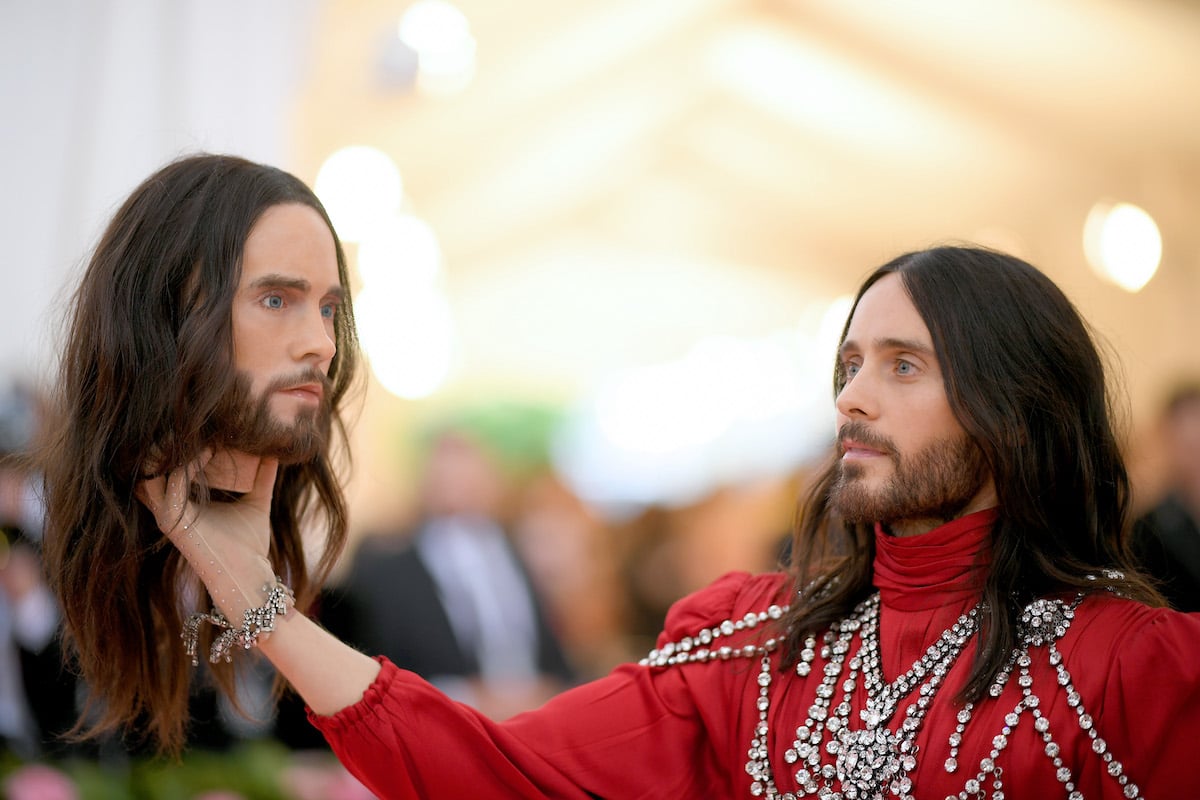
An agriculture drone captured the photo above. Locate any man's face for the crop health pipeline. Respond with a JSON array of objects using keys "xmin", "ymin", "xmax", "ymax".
[
  {"xmin": 829, "ymin": 273, "xmax": 996, "ymax": 535},
  {"xmin": 221, "ymin": 203, "xmax": 343, "ymax": 463}
]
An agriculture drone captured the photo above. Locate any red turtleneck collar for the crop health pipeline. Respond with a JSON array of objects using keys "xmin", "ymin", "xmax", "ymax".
[{"xmin": 872, "ymin": 508, "xmax": 998, "ymax": 612}]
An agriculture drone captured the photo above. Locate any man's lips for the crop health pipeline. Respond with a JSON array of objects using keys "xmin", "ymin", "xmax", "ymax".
[
  {"xmin": 840, "ymin": 438, "xmax": 887, "ymax": 458},
  {"xmin": 276, "ymin": 383, "xmax": 324, "ymax": 403}
]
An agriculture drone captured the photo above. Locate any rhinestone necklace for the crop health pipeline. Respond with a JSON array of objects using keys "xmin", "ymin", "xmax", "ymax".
[
  {"xmin": 645, "ymin": 586, "xmax": 1143, "ymax": 800},
  {"xmin": 748, "ymin": 593, "xmax": 980, "ymax": 800}
]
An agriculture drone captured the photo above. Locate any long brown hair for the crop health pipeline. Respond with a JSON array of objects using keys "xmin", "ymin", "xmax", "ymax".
[
  {"xmin": 783, "ymin": 246, "xmax": 1162, "ymax": 703},
  {"xmin": 39, "ymin": 153, "xmax": 360, "ymax": 755}
]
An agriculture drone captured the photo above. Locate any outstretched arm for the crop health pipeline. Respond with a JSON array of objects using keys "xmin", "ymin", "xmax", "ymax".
[
  {"xmin": 258, "ymin": 608, "xmax": 379, "ymax": 715},
  {"xmin": 138, "ymin": 452, "xmax": 379, "ymax": 715}
]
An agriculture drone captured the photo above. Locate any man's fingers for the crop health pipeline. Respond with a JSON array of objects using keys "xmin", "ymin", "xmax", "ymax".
[{"xmin": 135, "ymin": 474, "xmax": 165, "ymax": 514}]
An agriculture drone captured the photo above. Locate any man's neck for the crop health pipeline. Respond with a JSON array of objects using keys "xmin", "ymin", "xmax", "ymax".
[{"xmin": 884, "ymin": 517, "xmax": 946, "ymax": 538}]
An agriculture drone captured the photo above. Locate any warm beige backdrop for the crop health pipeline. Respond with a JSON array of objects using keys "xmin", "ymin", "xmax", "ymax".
[{"xmin": 285, "ymin": 0, "xmax": 1200, "ymax": 541}]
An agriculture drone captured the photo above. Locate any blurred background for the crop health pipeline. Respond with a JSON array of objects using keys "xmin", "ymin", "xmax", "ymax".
[{"xmin": 2, "ymin": 0, "xmax": 1199, "ymax": 794}]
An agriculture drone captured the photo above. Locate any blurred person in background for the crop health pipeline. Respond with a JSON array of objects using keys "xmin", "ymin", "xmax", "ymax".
[
  {"xmin": 329, "ymin": 427, "xmax": 575, "ymax": 718},
  {"xmin": 0, "ymin": 386, "xmax": 77, "ymax": 760},
  {"xmin": 1133, "ymin": 382, "xmax": 1200, "ymax": 612}
]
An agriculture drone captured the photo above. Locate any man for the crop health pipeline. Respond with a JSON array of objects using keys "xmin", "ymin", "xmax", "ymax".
[
  {"xmin": 331, "ymin": 428, "xmax": 575, "ymax": 717},
  {"xmin": 1133, "ymin": 383, "xmax": 1200, "ymax": 612},
  {"xmin": 40, "ymin": 153, "xmax": 359, "ymax": 755},
  {"xmin": 66, "ymin": 171, "xmax": 1199, "ymax": 795}
]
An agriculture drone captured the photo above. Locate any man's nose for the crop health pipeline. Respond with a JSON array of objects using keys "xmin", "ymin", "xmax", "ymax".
[
  {"xmin": 296, "ymin": 309, "xmax": 336, "ymax": 366},
  {"xmin": 835, "ymin": 369, "xmax": 878, "ymax": 420}
]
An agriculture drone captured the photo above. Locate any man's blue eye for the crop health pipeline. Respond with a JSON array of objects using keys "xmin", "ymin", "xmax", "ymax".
[
  {"xmin": 844, "ymin": 363, "xmax": 860, "ymax": 378},
  {"xmin": 321, "ymin": 303, "xmax": 337, "ymax": 319},
  {"xmin": 264, "ymin": 295, "xmax": 284, "ymax": 309}
]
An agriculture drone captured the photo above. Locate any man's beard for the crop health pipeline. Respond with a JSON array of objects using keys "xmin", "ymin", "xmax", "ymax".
[
  {"xmin": 829, "ymin": 421, "xmax": 991, "ymax": 526},
  {"xmin": 209, "ymin": 369, "xmax": 333, "ymax": 465}
]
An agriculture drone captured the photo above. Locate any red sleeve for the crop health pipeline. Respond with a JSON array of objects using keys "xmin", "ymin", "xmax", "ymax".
[
  {"xmin": 308, "ymin": 571, "xmax": 781, "ymax": 799},
  {"xmin": 1087, "ymin": 607, "xmax": 1200, "ymax": 798}
]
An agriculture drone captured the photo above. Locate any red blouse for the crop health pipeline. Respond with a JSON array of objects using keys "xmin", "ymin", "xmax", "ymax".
[{"xmin": 311, "ymin": 510, "xmax": 1200, "ymax": 799}]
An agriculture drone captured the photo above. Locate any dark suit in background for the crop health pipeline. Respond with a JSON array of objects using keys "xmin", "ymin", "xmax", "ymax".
[{"xmin": 329, "ymin": 518, "xmax": 575, "ymax": 702}]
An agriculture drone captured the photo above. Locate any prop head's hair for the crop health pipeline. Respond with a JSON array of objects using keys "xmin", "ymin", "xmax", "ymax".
[{"xmin": 40, "ymin": 153, "xmax": 360, "ymax": 754}]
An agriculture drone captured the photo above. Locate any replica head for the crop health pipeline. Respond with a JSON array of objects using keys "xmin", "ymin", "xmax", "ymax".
[
  {"xmin": 785, "ymin": 246, "xmax": 1160, "ymax": 698},
  {"xmin": 40, "ymin": 153, "xmax": 359, "ymax": 753},
  {"xmin": 64, "ymin": 154, "xmax": 355, "ymax": 481}
]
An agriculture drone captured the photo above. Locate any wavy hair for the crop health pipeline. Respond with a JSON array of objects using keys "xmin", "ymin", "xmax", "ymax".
[
  {"xmin": 40, "ymin": 153, "xmax": 360, "ymax": 755},
  {"xmin": 782, "ymin": 246, "xmax": 1162, "ymax": 702}
]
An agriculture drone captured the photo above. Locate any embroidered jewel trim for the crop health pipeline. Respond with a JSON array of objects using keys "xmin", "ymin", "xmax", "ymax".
[{"xmin": 644, "ymin": 592, "xmax": 1141, "ymax": 800}]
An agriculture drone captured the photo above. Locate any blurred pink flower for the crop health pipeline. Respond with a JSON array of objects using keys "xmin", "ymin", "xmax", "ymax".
[
  {"xmin": 3, "ymin": 764, "xmax": 79, "ymax": 800},
  {"xmin": 281, "ymin": 757, "xmax": 376, "ymax": 800}
]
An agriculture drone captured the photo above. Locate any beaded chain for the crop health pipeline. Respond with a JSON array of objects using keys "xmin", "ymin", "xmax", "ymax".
[{"xmin": 642, "ymin": 592, "xmax": 1142, "ymax": 800}]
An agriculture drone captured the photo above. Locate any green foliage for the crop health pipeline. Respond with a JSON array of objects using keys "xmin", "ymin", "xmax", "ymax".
[{"xmin": 1, "ymin": 741, "xmax": 318, "ymax": 800}]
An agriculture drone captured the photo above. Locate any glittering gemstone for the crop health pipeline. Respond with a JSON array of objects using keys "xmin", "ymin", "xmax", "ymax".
[
  {"xmin": 1046, "ymin": 742, "xmax": 1060, "ymax": 757},
  {"xmin": 1124, "ymin": 784, "xmax": 1139, "ymax": 798},
  {"xmin": 1108, "ymin": 761, "xmax": 1123, "ymax": 777},
  {"xmin": 1093, "ymin": 738, "xmax": 1107, "ymax": 754},
  {"xmin": 1005, "ymin": 712, "xmax": 1019, "ymax": 726},
  {"xmin": 1035, "ymin": 717, "xmax": 1050, "ymax": 732},
  {"xmin": 944, "ymin": 757, "xmax": 958, "ymax": 772},
  {"xmin": 1057, "ymin": 767, "xmax": 1072, "ymax": 782}
]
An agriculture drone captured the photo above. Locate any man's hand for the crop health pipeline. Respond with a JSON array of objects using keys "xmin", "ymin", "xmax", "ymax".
[{"xmin": 136, "ymin": 450, "xmax": 280, "ymax": 624}]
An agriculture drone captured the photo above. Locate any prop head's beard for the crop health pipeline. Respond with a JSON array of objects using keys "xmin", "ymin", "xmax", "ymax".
[
  {"xmin": 209, "ymin": 369, "xmax": 333, "ymax": 465},
  {"xmin": 830, "ymin": 421, "xmax": 990, "ymax": 527}
]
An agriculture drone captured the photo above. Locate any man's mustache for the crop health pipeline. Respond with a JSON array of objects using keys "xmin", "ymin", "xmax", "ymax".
[
  {"xmin": 262, "ymin": 369, "xmax": 333, "ymax": 398},
  {"xmin": 837, "ymin": 421, "xmax": 896, "ymax": 456}
]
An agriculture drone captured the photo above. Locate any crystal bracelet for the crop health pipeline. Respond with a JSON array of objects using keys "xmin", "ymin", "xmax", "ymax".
[{"xmin": 182, "ymin": 577, "xmax": 294, "ymax": 665}]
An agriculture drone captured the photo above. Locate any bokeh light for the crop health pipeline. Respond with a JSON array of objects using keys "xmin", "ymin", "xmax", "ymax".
[
  {"xmin": 314, "ymin": 146, "xmax": 404, "ymax": 243},
  {"xmin": 1083, "ymin": 201, "xmax": 1162, "ymax": 293},
  {"xmin": 357, "ymin": 213, "xmax": 443, "ymax": 291},
  {"xmin": 399, "ymin": 0, "xmax": 477, "ymax": 95},
  {"xmin": 354, "ymin": 285, "xmax": 454, "ymax": 399}
]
